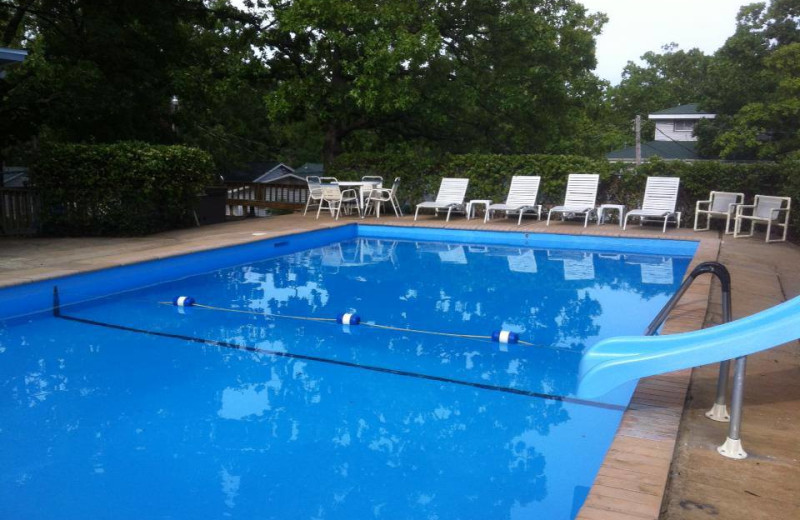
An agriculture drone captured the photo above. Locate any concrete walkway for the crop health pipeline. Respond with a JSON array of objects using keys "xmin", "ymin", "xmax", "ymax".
[{"xmin": 661, "ymin": 238, "xmax": 800, "ymax": 520}]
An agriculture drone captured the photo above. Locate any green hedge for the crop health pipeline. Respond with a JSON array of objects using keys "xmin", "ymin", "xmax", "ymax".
[
  {"xmin": 330, "ymin": 152, "xmax": 799, "ymax": 238},
  {"xmin": 34, "ymin": 142, "xmax": 216, "ymax": 236},
  {"xmin": 330, "ymin": 152, "xmax": 614, "ymax": 208}
]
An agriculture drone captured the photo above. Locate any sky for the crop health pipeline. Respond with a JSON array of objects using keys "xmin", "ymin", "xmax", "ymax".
[{"xmin": 579, "ymin": 0, "xmax": 746, "ymax": 85}]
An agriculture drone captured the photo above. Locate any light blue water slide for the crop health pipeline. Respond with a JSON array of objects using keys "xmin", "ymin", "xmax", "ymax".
[{"xmin": 577, "ymin": 295, "xmax": 800, "ymax": 398}]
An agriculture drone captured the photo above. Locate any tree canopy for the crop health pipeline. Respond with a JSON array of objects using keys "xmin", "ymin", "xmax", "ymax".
[
  {"xmin": 2, "ymin": 0, "xmax": 799, "ymax": 167},
  {"xmin": 2, "ymin": 0, "xmax": 613, "ymax": 168}
]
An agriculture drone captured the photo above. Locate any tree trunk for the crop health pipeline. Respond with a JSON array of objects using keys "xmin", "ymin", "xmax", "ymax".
[{"xmin": 322, "ymin": 124, "xmax": 344, "ymax": 165}]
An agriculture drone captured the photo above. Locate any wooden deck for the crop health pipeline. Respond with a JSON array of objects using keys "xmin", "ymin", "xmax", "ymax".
[{"xmin": 1, "ymin": 211, "xmax": 798, "ymax": 519}]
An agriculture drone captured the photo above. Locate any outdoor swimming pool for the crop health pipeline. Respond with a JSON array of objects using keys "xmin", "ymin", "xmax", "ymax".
[{"xmin": 0, "ymin": 225, "xmax": 696, "ymax": 519}]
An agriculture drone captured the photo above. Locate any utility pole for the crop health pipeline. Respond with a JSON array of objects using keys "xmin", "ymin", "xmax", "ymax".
[{"xmin": 635, "ymin": 115, "xmax": 642, "ymax": 165}]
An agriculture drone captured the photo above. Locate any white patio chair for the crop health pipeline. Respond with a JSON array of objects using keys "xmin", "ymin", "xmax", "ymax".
[
  {"xmin": 360, "ymin": 175, "xmax": 383, "ymax": 202},
  {"xmin": 733, "ymin": 195, "xmax": 791, "ymax": 243},
  {"xmin": 315, "ymin": 184, "xmax": 362, "ymax": 220},
  {"xmin": 303, "ymin": 176, "xmax": 323, "ymax": 216},
  {"xmin": 484, "ymin": 176, "xmax": 542, "ymax": 225},
  {"xmin": 414, "ymin": 178, "xmax": 469, "ymax": 222},
  {"xmin": 694, "ymin": 191, "xmax": 745, "ymax": 234},
  {"xmin": 546, "ymin": 174, "xmax": 600, "ymax": 227},
  {"xmin": 623, "ymin": 177, "xmax": 681, "ymax": 233},
  {"xmin": 365, "ymin": 177, "xmax": 402, "ymax": 218}
]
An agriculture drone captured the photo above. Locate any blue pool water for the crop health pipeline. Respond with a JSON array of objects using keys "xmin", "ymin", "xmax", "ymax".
[{"xmin": 0, "ymin": 226, "xmax": 694, "ymax": 519}]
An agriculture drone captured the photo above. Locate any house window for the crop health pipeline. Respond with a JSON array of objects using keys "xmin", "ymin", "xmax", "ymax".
[{"xmin": 674, "ymin": 120, "xmax": 695, "ymax": 132}]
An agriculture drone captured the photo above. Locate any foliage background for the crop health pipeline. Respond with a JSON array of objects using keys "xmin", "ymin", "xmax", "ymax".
[
  {"xmin": 332, "ymin": 152, "xmax": 799, "ymax": 238},
  {"xmin": 33, "ymin": 142, "xmax": 215, "ymax": 235}
]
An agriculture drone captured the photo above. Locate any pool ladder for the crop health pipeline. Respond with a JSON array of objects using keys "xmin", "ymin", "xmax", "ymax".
[{"xmin": 645, "ymin": 261, "xmax": 748, "ymax": 459}]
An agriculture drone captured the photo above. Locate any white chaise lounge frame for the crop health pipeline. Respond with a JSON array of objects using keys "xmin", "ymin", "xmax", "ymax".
[
  {"xmin": 623, "ymin": 176, "xmax": 681, "ymax": 233},
  {"xmin": 694, "ymin": 191, "xmax": 744, "ymax": 234},
  {"xmin": 733, "ymin": 194, "xmax": 791, "ymax": 243},
  {"xmin": 484, "ymin": 175, "xmax": 542, "ymax": 225},
  {"xmin": 546, "ymin": 174, "xmax": 599, "ymax": 228},
  {"xmin": 414, "ymin": 178, "xmax": 469, "ymax": 222}
]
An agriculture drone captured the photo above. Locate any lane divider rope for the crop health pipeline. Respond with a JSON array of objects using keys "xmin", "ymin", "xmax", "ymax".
[{"xmin": 158, "ymin": 300, "xmax": 538, "ymax": 347}]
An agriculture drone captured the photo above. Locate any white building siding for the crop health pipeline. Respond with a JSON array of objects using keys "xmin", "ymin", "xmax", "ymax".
[{"xmin": 654, "ymin": 120, "xmax": 697, "ymax": 142}]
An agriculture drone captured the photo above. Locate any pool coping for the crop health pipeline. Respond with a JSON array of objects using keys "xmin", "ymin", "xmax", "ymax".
[{"xmin": 0, "ymin": 215, "xmax": 720, "ymax": 519}]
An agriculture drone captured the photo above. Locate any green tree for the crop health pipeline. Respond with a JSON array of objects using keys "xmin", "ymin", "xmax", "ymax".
[
  {"xmin": 256, "ymin": 0, "xmax": 609, "ymax": 162},
  {"xmin": 699, "ymin": 0, "xmax": 800, "ymax": 159},
  {"xmin": 1, "ymin": 0, "xmax": 275, "ymax": 170},
  {"xmin": 606, "ymin": 44, "xmax": 710, "ymax": 142}
]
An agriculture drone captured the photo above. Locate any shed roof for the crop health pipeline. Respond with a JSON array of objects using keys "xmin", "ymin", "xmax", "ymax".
[
  {"xmin": 606, "ymin": 141, "xmax": 699, "ymax": 161},
  {"xmin": 224, "ymin": 162, "xmax": 293, "ymax": 182},
  {"xmin": 650, "ymin": 103, "xmax": 713, "ymax": 116}
]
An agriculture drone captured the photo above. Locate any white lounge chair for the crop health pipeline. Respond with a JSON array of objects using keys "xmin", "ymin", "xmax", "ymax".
[
  {"xmin": 484, "ymin": 176, "xmax": 542, "ymax": 225},
  {"xmin": 365, "ymin": 177, "xmax": 402, "ymax": 218},
  {"xmin": 414, "ymin": 178, "xmax": 469, "ymax": 222},
  {"xmin": 733, "ymin": 195, "xmax": 791, "ymax": 243},
  {"xmin": 546, "ymin": 174, "xmax": 599, "ymax": 227},
  {"xmin": 694, "ymin": 191, "xmax": 745, "ymax": 234},
  {"xmin": 623, "ymin": 177, "xmax": 681, "ymax": 233},
  {"xmin": 315, "ymin": 184, "xmax": 362, "ymax": 220}
]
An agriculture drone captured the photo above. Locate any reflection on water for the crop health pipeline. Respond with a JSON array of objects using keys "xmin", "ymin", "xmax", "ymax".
[{"xmin": 0, "ymin": 238, "xmax": 691, "ymax": 519}]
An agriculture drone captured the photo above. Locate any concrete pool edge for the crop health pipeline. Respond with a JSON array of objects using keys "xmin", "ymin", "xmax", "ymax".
[
  {"xmin": 576, "ymin": 236, "xmax": 719, "ymax": 520},
  {"xmin": 0, "ymin": 215, "xmax": 719, "ymax": 518}
]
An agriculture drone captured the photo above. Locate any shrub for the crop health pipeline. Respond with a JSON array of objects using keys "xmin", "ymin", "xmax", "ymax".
[
  {"xmin": 331, "ymin": 152, "xmax": 799, "ymax": 239},
  {"xmin": 33, "ymin": 142, "xmax": 216, "ymax": 236},
  {"xmin": 330, "ymin": 152, "xmax": 613, "ymax": 209}
]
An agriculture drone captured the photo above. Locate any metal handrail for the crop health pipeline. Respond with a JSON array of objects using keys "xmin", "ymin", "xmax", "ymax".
[{"xmin": 645, "ymin": 261, "xmax": 748, "ymax": 459}]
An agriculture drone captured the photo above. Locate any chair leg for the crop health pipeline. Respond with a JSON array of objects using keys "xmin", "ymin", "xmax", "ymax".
[
  {"xmin": 623, "ymin": 213, "xmax": 630, "ymax": 231},
  {"xmin": 303, "ymin": 197, "xmax": 312, "ymax": 216},
  {"xmin": 546, "ymin": 210, "xmax": 553, "ymax": 226},
  {"xmin": 414, "ymin": 206, "xmax": 420, "ymax": 221},
  {"xmin": 316, "ymin": 200, "xmax": 325, "ymax": 220},
  {"xmin": 445, "ymin": 207, "xmax": 452, "ymax": 222},
  {"xmin": 517, "ymin": 209, "xmax": 524, "ymax": 226},
  {"xmin": 662, "ymin": 216, "xmax": 668, "ymax": 233}
]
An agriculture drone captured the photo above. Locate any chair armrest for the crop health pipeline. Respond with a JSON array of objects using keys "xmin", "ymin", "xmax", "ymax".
[
  {"xmin": 770, "ymin": 207, "xmax": 790, "ymax": 221},
  {"xmin": 340, "ymin": 188, "xmax": 359, "ymax": 199},
  {"xmin": 695, "ymin": 199, "xmax": 711, "ymax": 211},
  {"xmin": 735, "ymin": 204, "xmax": 755, "ymax": 217}
]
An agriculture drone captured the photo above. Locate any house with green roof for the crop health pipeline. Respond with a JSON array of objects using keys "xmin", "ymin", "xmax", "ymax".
[{"xmin": 607, "ymin": 104, "xmax": 716, "ymax": 162}]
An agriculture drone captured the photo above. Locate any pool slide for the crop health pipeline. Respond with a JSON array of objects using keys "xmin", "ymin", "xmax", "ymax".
[{"xmin": 577, "ymin": 295, "xmax": 800, "ymax": 398}]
